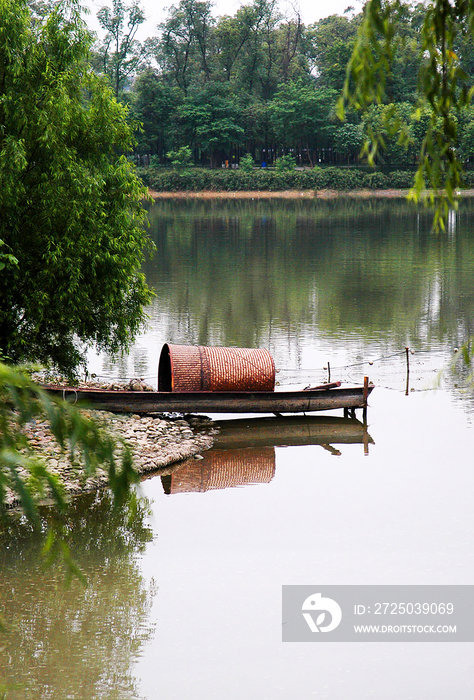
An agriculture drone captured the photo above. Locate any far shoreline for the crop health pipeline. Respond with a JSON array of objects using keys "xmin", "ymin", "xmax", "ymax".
[
  {"xmin": 148, "ymin": 188, "xmax": 408, "ymax": 200},
  {"xmin": 148, "ymin": 188, "xmax": 474, "ymax": 200}
]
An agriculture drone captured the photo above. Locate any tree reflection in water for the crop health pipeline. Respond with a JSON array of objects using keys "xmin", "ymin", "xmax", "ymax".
[
  {"xmin": 143, "ymin": 197, "xmax": 474, "ymax": 352},
  {"xmin": 0, "ymin": 490, "xmax": 155, "ymax": 700}
]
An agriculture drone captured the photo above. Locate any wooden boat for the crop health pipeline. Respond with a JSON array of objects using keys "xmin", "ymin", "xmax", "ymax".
[{"xmin": 42, "ymin": 381, "xmax": 374, "ymax": 416}]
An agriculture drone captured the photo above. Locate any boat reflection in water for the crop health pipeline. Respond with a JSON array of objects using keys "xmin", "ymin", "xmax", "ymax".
[
  {"xmin": 157, "ymin": 416, "xmax": 374, "ymax": 495},
  {"xmin": 161, "ymin": 447, "xmax": 276, "ymax": 494}
]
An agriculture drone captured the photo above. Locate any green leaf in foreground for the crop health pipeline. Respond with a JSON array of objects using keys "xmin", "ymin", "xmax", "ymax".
[
  {"xmin": 0, "ymin": 362, "xmax": 140, "ymax": 581},
  {"xmin": 338, "ymin": 0, "xmax": 474, "ymax": 229}
]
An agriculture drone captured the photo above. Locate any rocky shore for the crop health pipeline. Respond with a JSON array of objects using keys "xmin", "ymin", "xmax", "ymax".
[
  {"xmin": 148, "ymin": 187, "xmax": 474, "ymax": 200},
  {"xmin": 7, "ymin": 407, "xmax": 216, "ymax": 508}
]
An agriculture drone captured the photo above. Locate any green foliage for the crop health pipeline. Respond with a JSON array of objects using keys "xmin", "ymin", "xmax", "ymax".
[
  {"xmin": 275, "ymin": 154, "xmax": 297, "ymax": 171},
  {"xmin": 269, "ymin": 80, "xmax": 338, "ymax": 165},
  {"xmin": 457, "ymin": 106, "xmax": 474, "ymax": 164},
  {"xmin": 312, "ymin": 166, "xmax": 365, "ymax": 189},
  {"xmin": 129, "ymin": 69, "xmax": 181, "ymax": 160},
  {"xmin": 166, "ymin": 145, "xmax": 193, "ymax": 171},
  {"xmin": 362, "ymin": 171, "xmax": 389, "ymax": 188},
  {"xmin": 94, "ymin": 0, "xmax": 147, "ymax": 98},
  {"xmin": 360, "ymin": 102, "xmax": 419, "ymax": 165},
  {"xmin": 306, "ymin": 13, "xmax": 361, "ymax": 91},
  {"xmin": 0, "ymin": 0, "xmax": 154, "ymax": 376},
  {"xmin": 80, "ymin": 0, "xmax": 474, "ymax": 185},
  {"xmin": 134, "ymin": 0, "xmax": 347, "ymax": 165},
  {"xmin": 388, "ymin": 169, "xmax": 416, "ymax": 188},
  {"xmin": 0, "ymin": 240, "xmax": 18, "ymax": 274},
  {"xmin": 239, "ymin": 153, "xmax": 255, "ymax": 172},
  {"xmin": 0, "ymin": 362, "xmax": 139, "ymax": 579},
  {"xmin": 141, "ymin": 165, "xmax": 427, "ymax": 191},
  {"xmin": 332, "ymin": 120, "xmax": 364, "ymax": 158},
  {"xmin": 338, "ymin": 0, "xmax": 474, "ymax": 228},
  {"xmin": 176, "ymin": 83, "xmax": 246, "ymax": 165},
  {"xmin": 462, "ymin": 170, "xmax": 474, "ymax": 187},
  {"xmin": 155, "ymin": 0, "xmax": 215, "ymax": 93}
]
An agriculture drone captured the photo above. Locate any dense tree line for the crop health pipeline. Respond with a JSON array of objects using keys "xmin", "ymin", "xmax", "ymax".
[{"xmin": 89, "ymin": 0, "xmax": 474, "ymax": 171}]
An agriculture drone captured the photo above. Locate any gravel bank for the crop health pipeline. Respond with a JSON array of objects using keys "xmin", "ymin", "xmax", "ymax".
[
  {"xmin": 148, "ymin": 188, "xmax": 474, "ymax": 200},
  {"xmin": 7, "ymin": 410, "xmax": 216, "ymax": 508}
]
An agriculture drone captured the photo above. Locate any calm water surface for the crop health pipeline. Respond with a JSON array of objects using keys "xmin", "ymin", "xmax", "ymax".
[{"xmin": 2, "ymin": 198, "xmax": 474, "ymax": 699}]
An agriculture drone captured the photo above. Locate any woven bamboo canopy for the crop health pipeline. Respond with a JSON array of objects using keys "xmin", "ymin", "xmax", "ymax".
[{"xmin": 158, "ymin": 343, "xmax": 276, "ymax": 392}]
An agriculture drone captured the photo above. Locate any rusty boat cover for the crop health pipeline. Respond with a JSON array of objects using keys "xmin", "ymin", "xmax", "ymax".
[{"xmin": 158, "ymin": 343, "xmax": 275, "ymax": 392}]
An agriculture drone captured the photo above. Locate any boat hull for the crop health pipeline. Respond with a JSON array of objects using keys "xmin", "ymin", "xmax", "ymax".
[{"xmin": 43, "ymin": 385, "xmax": 374, "ymax": 415}]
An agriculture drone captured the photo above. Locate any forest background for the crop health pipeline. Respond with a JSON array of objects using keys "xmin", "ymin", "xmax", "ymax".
[{"xmin": 79, "ymin": 0, "xmax": 474, "ymax": 182}]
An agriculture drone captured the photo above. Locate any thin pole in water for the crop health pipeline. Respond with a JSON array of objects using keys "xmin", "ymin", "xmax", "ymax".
[
  {"xmin": 405, "ymin": 347, "xmax": 410, "ymax": 395},
  {"xmin": 363, "ymin": 376, "xmax": 369, "ymax": 424}
]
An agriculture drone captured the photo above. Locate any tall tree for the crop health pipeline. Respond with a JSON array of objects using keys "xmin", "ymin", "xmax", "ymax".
[
  {"xmin": 95, "ymin": 0, "xmax": 146, "ymax": 97},
  {"xmin": 0, "ymin": 0, "xmax": 153, "ymax": 375},
  {"xmin": 307, "ymin": 12, "xmax": 361, "ymax": 91},
  {"xmin": 176, "ymin": 84, "xmax": 245, "ymax": 165},
  {"xmin": 156, "ymin": 0, "xmax": 215, "ymax": 94},
  {"xmin": 231, "ymin": 0, "xmax": 281, "ymax": 98},
  {"xmin": 269, "ymin": 80, "xmax": 338, "ymax": 165},
  {"xmin": 130, "ymin": 69, "xmax": 182, "ymax": 161},
  {"xmin": 276, "ymin": 15, "xmax": 304, "ymax": 83},
  {"xmin": 213, "ymin": 7, "xmax": 256, "ymax": 82}
]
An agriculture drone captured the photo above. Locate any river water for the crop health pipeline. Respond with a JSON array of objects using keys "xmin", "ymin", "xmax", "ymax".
[{"xmin": 2, "ymin": 198, "xmax": 474, "ymax": 699}]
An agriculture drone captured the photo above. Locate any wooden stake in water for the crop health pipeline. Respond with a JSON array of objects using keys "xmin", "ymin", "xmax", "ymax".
[
  {"xmin": 363, "ymin": 376, "xmax": 369, "ymax": 424},
  {"xmin": 405, "ymin": 347, "xmax": 410, "ymax": 395}
]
